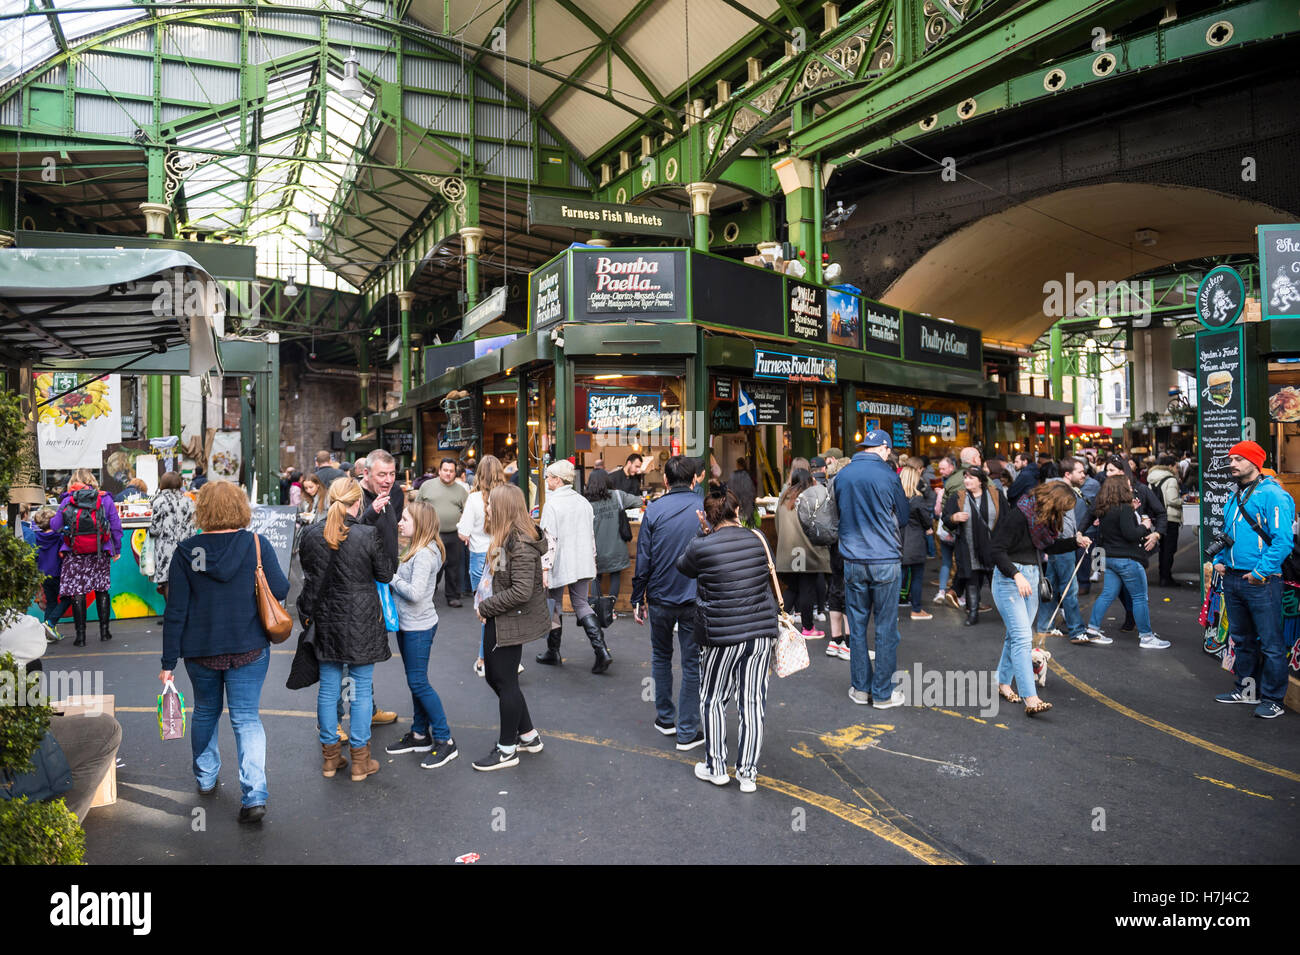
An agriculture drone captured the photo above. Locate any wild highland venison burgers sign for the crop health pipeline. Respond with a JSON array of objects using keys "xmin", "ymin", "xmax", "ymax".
[
  {"xmin": 583, "ymin": 250, "xmax": 679, "ymax": 314},
  {"xmin": 753, "ymin": 349, "xmax": 837, "ymax": 384},
  {"xmin": 1195, "ymin": 266, "xmax": 1245, "ymax": 329},
  {"xmin": 903, "ymin": 314, "xmax": 981, "ymax": 371},
  {"xmin": 787, "ymin": 280, "xmax": 826, "ymax": 342},
  {"xmin": 1258, "ymin": 224, "xmax": 1300, "ymax": 319}
]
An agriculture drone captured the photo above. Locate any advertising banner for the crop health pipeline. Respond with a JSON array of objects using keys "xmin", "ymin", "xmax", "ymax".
[
  {"xmin": 36, "ymin": 373, "xmax": 123, "ymax": 470},
  {"xmin": 1196, "ymin": 327, "xmax": 1245, "ymax": 560}
]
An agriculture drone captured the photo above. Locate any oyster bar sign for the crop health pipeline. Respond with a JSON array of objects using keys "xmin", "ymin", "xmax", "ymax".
[{"xmin": 753, "ymin": 349, "xmax": 837, "ymax": 384}]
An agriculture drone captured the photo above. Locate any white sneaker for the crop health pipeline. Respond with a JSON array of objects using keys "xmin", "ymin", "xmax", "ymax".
[
  {"xmin": 693, "ymin": 761, "xmax": 730, "ymax": 786},
  {"xmin": 872, "ymin": 688, "xmax": 906, "ymax": 710},
  {"xmin": 1139, "ymin": 634, "xmax": 1171, "ymax": 650},
  {"xmin": 737, "ymin": 776, "xmax": 757, "ymax": 794},
  {"xmin": 814, "ymin": 609, "xmax": 827, "ymax": 622},
  {"xmin": 932, "ymin": 592, "xmax": 947, "ymax": 605},
  {"xmin": 825, "ymin": 640, "xmax": 842, "ymax": 657},
  {"xmin": 848, "ymin": 687, "xmax": 872, "ymax": 705},
  {"xmin": 1086, "ymin": 627, "xmax": 1113, "ymax": 646}
]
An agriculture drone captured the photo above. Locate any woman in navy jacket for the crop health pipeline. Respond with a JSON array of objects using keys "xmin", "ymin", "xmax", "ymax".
[{"xmin": 158, "ymin": 481, "xmax": 289, "ymax": 824}]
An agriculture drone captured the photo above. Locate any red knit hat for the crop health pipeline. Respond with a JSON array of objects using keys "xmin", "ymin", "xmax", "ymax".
[{"xmin": 1228, "ymin": 441, "xmax": 1265, "ymax": 470}]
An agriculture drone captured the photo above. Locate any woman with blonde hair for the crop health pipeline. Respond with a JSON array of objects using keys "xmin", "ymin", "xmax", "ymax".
[
  {"xmin": 384, "ymin": 500, "xmax": 458, "ymax": 768},
  {"xmin": 158, "ymin": 481, "xmax": 289, "ymax": 822},
  {"xmin": 472, "ymin": 483, "xmax": 549, "ymax": 771},
  {"xmin": 458, "ymin": 454, "xmax": 506, "ymax": 676},
  {"xmin": 297, "ymin": 477, "xmax": 397, "ymax": 782},
  {"xmin": 900, "ymin": 464, "xmax": 936, "ymax": 620},
  {"xmin": 50, "ymin": 468, "xmax": 123, "ymax": 646}
]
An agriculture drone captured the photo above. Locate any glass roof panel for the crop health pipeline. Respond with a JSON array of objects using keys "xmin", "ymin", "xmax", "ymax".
[
  {"xmin": 0, "ymin": 0, "xmax": 57, "ymax": 86},
  {"xmin": 49, "ymin": 0, "xmax": 147, "ymax": 44}
]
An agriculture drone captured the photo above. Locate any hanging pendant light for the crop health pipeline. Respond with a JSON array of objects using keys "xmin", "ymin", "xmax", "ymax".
[
  {"xmin": 284, "ymin": 274, "xmax": 299, "ymax": 297},
  {"xmin": 340, "ymin": 49, "xmax": 365, "ymax": 101},
  {"xmin": 305, "ymin": 211, "xmax": 324, "ymax": 241}
]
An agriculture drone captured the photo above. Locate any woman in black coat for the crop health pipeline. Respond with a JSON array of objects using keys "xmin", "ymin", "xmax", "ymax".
[
  {"xmin": 298, "ymin": 477, "xmax": 397, "ymax": 782},
  {"xmin": 942, "ymin": 467, "xmax": 1005, "ymax": 626},
  {"xmin": 900, "ymin": 464, "xmax": 936, "ymax": 620},
  {"xmin": 676, "ymin": 489, "xmax": 779, "ymax": 794},
  {"xmin": 1100, "ymin": 455, "xmax": 1165, "ymax": 631}
]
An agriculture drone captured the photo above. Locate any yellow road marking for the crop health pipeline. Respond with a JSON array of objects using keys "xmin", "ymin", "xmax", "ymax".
[
  {"xmin": 114, "ymin": 708, "xmax": 957, "ymax": 864},
  {"xmin": 1048, "ymin": 660, "xmax": 1300, "ymax": 783},
  {"xmin": 931, "ymin": 707, "xmax": 1008, "ymax": 729},
  {"xmin": 1194, "ymin": 775, "xmax": 1274, "ymax": 800}
]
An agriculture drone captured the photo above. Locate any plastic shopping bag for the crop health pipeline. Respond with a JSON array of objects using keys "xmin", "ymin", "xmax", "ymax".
[
  {"xmin": 376, "ymin": 581, "xmax": 399, "ymax": 632},
  {"xmin": 157, "ymin": 678, "xmax": 186, "ymax": 740}
]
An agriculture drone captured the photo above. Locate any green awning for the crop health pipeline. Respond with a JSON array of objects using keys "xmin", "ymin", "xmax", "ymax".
[{"xmin": 0, "ymin": 247, "xmax": 223, "ymax": 377}]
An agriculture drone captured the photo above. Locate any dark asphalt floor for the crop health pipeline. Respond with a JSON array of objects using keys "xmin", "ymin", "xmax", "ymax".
[{"xmin": 49, "ymin": 543, "xmax": 1299, "ymax": 866}]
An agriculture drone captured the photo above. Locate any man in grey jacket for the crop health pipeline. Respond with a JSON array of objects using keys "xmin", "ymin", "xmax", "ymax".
[{"xmin": 536, "ymin": 459, "xmax": 611, "ymax": 673}]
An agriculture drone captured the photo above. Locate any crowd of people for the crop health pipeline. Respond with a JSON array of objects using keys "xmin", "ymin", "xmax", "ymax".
[{"xmin": 14, "ymin": 428, "xmax": 1286, "ymax": 827}]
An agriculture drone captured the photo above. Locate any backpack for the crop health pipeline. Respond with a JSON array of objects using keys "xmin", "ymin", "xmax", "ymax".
[
  {"xmin": 60, "ymin": 490, "xmax": 107, "ymax": 555},
  {"xmin": 797, "ymin": 483, "xmax": 838, "ymax": 546}
]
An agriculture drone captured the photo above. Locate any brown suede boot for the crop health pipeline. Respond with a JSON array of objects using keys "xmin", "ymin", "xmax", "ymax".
[
  {"xmin": 321, "ymin": 742, "xmax": 348, "ymax": 778},
  {"xmin": 349, "ymin": 744, "xmax": 379, "ymax": 781}
]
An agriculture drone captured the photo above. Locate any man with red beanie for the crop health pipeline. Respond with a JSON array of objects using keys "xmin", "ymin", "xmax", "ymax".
[{"xmin": 1215, "ymin": 440, "xmax": 1294, "ymax": 718}]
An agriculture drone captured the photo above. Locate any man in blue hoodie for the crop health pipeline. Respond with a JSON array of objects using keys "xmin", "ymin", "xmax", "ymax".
[
  {"xmin": 833, "ymin": 430, "xmax": 910, "ymax": 709},
  {"xmin": 1214, "ymin": 440, "xmax": 1295, "ymax": 719}
]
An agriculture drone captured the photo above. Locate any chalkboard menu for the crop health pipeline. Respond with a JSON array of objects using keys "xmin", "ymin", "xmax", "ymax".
[
  {"xmin": 1196, "ymin": 327, "xmax": 1245, "ymax": 560},
  {"xmin": 863, "ymin": 300, "xmax": 902, "ymax": 357},
  {"xmin": 737, "ymin": 380, "xmax": 787, "ymax": 425},
  {"xmin": 248, "ymin": 505, "xmax": 298, "ymax": 579},
  {"xmin": 891, "ymin": 420, "xmax": 913, "ymax": 451},
  {"xmin": 710, "ymin": 403, "xmax": 739, "ymax": 434},
  {"xmin": 576, "ymin": 249, "xmax": 686, "ymax": 320},
  {"xmin": 530, "ymin": 256, "xmax": 567, "ymax": 329},
  {"xmin": 383, "ymin": 431, "xmax": 414, "ymax": 454},
  {"xmin": 787, "ymin": 280, "xmax": 825, "ymax": 342},
  {"xmin": 1258, "ymin": 224, "xmax": 1300, "ymax": 319},
  {"xmin": 714, "ymin": 377, "xmax": 733, "ymax": 400}
]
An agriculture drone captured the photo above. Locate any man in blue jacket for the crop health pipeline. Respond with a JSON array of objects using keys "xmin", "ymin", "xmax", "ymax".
[
  {"xmin": 1214, "ymin": 440, "xmax": 1295, "ymax": 719},
  {"xmin": 833, "ymin": 430, "xmax": 910, "ymax": 709},
  {"xmin": 632, "ymin": 455, "xmax": 706, "ymax": 749}
]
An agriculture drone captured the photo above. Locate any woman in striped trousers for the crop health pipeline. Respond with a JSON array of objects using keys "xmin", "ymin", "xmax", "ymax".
[{"xmin": 675, "ymin": 489, "xmax": 780, "ymax": 793}]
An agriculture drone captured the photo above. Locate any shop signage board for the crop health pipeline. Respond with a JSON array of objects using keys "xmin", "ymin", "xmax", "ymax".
[
  {"xmin": 787, "ymin": 280, "xmax": 825, "ymax": 342},
  {"xmin": 892, "ymin": 420, "xmax": 913, "ymax": 450},
  {"xmin": 902, "ymin": 314, "xmax": 982, "ymax": 371},
  {"xmin": 1258, "ymin": 224, "xmax": 1300, "ymax": 319},
  {"xmin": 463, "ymin": 284, "xmax": 509, "ymax": 338},
  {"xmin": 530, "ymin": 257, "xmax": 567, "ymax": 328},
  {"xmin": 862, "ymin": 300, "xmax": 902, "ymax": 356},
  {"xmin": 710, "ymin": 403, "xmax": 739, "ymax": 434},
  {"xmin": 753, "ymin": 349, "xmax": 837, "ymax": 384},
  {"xmin": 857, "ymin": 398, "xmax": 914, "ymax": 418},
  {"xmin": 1194, "ymin": 266, "xmax": 1245, "ymax": 329},
  {"xmin": 383, "ymin": 431, "xmax": 414, "ymax": 454},
  {"xmin": 587, "ymin": 392, "xmax": 663, "ymax": 431},
  {"xmin": 1196, "ymin": 326, "xmax": 1246, "ymax": 562},
  {"xmin": 800, "ymin": 406, "xmax": 817, "ymax": 428},
  {"xmin": 826, "ymin": 287, "xmax": 862, "ymax": 349},
  {"xmin": 918, "ymin": 410, "xmax": 959, "ymax": 439},
  {"xmin": 577, "ymin": 249, "xmax": 685, "ymax": 319},
  {"xmin": 713, "ymin": 377, "xmax": 733, "ymax": 400},
  {"xmin": 527, "ymin": 195, "xmax": 692, "ymax": 239},
  {"xmin": 737, "ymin": 380, "xmax": 788, "ymax": 425},
  {"xmin": 692, "ymin": 253, "xmax": 785, "ymax": 336}
]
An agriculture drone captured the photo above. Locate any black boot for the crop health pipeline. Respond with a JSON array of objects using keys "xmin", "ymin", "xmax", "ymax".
[
  {"xmin": 579, "ymin": 614, "xmax": 613, "ymax": 674},
  {"xmin": 595, "ymin": 595, "xmax": 615, "ymax": 630},
  {"xmin": 535, "ymin": 626, "xmax": 562, "ymax": 665},
  {"xmin": 964, "ymin": 584, "xmax": 980, "ymax": 626},
  {"xmin": 71, "ymin": 595, "xmax": 88, "ymax": 647},
  {"xmin": 96, "ymin": 591, "xmax": 113, "ymax": 641}
]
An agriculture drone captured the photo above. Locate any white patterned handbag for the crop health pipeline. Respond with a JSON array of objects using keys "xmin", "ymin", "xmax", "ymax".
[{"xmin": 750, "ymin": 530, "xmax": 809, "ymax": 678}]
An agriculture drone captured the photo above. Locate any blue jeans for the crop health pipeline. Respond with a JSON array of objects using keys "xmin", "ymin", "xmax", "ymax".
[
  {"xmin": 319, "ymin": 661, "xmax": 374, "ymax": 748},
  {"xmin": 844, "ymin": 561, "xmax": 902, "ymax": 699},
  {"xmin": 1036, "ymin": 551, "xmax": 1085, "ymax": 638},
  {"xmin": 184, "ymin": 647, "xmax": 269, "ymax": 807},
  {"xmin": 649, "ymin": 600, "xmax": 700, "ymax": 742},
  {"xmin": 397, "ymin": 626, "xmax": 451, "ymax": 741},
  {"xmin": 1087, "ymin": 557, "xmax": 1152, "ymax": 635},
  {"xmin": 938, "ymin": 539, "xmax": 956, "ymax": 593},
  {"xmin": 992, "ymin": 565, "xmax": 1039, "ymax": 699},
  {"xmin": 1222, "ymin": 574, "xmax": 1289, "ymax": 704},
  {"xmin": 470, "ymin": 550, "xmax": 486, "ymax": 657}
]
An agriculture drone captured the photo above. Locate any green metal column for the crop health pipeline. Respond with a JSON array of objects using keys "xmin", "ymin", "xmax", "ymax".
[
  {"xmin": 254, "ymin": 345, "xmax": 281, "ymax": 504},
  {"xmin": 516, "ymin": 375, "xmax": 529, "ymax": 499},
  {"xmin": 810, "ymin": 157, "xmax": 824, "ymax": 284},
  {"xmin": 397, "ymin": 290, "xmax": 414, "ymax": 403},
  {"xmin": 687, "ymin": 182, "xmax": 716, "ymax": 253},
  {"xmin": 685, "ymin": 326, "xmax": 709, "ymax": 459},
  {"xmin": 169, "ymin": 375, "xmax": 182, "ymax": 436},
  {"xmin": 147, "ymin": 377, "xmax": 164, "ymax": 438},
  {"xmin": 359, "ymin": 336, "xmax": 369, "ymax": 411},
  {"xmin": 1049, "ymin": 323, "xmax": 1063, "ymax": 402},
  {"xmin": 461, "ymin": 227, "xmax": 485, "ymax": 309},
  {"xmin": 553, "ymin": 346, "xmax": 572, "ymax": 460}
]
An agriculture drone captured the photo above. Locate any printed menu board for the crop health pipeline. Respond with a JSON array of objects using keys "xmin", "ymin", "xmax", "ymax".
[{"xmin": 1196, "ymin": 327, "xmax": 1245, "ymax": 560}]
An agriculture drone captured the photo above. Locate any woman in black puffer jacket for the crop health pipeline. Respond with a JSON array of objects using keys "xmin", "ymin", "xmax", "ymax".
[
  {"xmin": 298, "ymin": 477, "xmax": 397, "ymax": 782},
  {"xmin": 676, "ymin": 489, "xmax": 779, "ymax": 794}
]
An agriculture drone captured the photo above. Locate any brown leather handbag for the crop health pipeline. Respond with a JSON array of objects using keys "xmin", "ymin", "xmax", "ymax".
[{"xmin": 252, "ymin": 532, "xmax": 293, "ymax": 643}]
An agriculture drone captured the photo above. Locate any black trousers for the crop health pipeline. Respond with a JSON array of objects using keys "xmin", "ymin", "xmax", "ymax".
[
  {"xmin": 440, "ymin": 531, "xmax": 464, "ymax": 600},
  {"xmin": 1158, "ymin": 523, "xmax": 1180, "ymax": 583},
  {"xmin": 782, "ymin": 573, "xmax": 819, "ymax": 631},
  {"xmin": 483, "ymin": 619, "xmax": 534, "ymax": 747}
]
